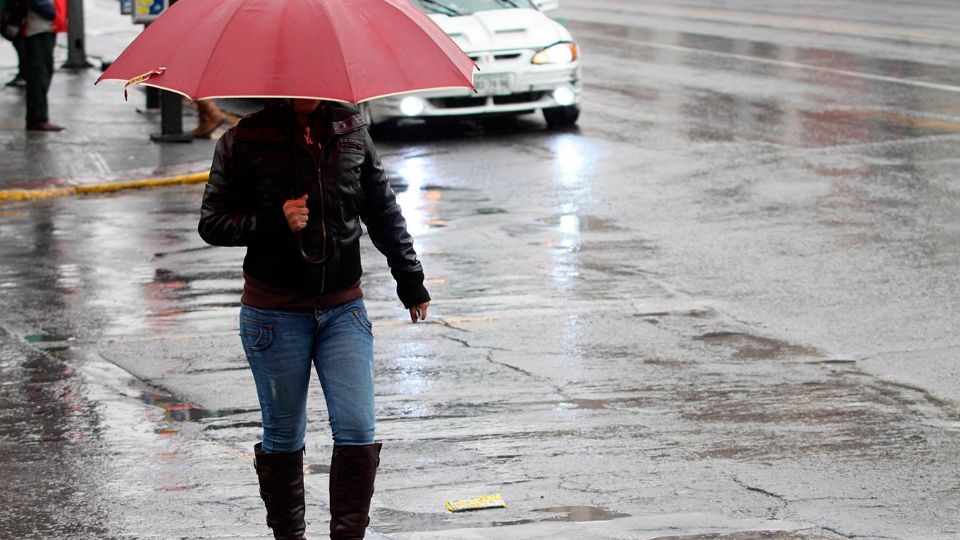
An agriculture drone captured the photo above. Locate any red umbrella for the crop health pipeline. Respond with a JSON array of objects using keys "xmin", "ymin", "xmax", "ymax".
[{"xmin": 97, "ymin": 0, "xmax": 476, "ymax": 102}]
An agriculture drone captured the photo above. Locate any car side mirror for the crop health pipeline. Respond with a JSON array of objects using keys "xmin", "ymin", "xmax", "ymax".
[{"xmin": 531, "ymin": 0, "xmax": 559, "ymax": 11}]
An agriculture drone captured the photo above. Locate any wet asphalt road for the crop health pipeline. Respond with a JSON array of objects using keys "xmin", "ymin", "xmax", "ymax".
[{"xmin": 2, "ymin": 0, "xmax": 960, "ymax": 538}]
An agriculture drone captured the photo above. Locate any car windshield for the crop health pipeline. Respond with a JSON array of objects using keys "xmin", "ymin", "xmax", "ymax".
[{"xmin": 412, "ymin": 0, "xmax": 537, "ymax": 17}]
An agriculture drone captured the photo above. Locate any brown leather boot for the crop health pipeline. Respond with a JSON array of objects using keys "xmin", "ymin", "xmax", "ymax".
[
  {"xmin": 192, "ymin": 101, "xmax": 227, "ymax": 138},
  {"xmin": 329, "ymin": 443, "xmax": 382, "ymax": 539},
  {"xmin": 254, "ymin": 443, "xmax": 307, "ymax": 540}
]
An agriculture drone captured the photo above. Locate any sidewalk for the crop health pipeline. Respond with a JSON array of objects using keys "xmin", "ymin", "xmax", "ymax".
[{"xmin": 0, "ymin": 0, "xmax": 236, "ymax": 197}]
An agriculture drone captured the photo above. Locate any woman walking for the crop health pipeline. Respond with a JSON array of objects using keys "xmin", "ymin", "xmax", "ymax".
[{"xmin": 199, "ymin": 98, "xmax": 430, "ymax": 539}]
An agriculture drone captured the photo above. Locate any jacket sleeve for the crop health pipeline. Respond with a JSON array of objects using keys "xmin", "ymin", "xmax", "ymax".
[
  {"xmin": 198, "ymin": 133, "xmax": 288, "ymax": 247},
  {"xmin": 358, "ymin": 130, "xmax": 431, "ymax": 308},
  {"xmin": 26, "ymin": 0, "xmax": 56, "ymax": 20}
]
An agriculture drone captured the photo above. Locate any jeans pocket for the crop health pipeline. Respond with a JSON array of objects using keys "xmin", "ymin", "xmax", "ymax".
[
  {"xmin": 240, "ymin": 319, "xmax": 274, "ymax": 352},
  {"xmin": 350, "ymin": 308, "xmax": 373, "ymax": 336}
]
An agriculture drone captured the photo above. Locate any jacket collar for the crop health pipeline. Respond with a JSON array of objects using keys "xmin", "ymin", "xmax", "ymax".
[
  {"xmin": 233, "ymin": 101, "xmax": 366, "ymax": 143},
  {"xmin": 327, "ymin": 103, "xmax": 368, "ymax": 135}
]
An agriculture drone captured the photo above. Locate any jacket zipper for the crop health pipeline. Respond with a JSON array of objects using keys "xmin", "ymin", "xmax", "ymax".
[
  {"xmin": 297, "ymin": 114, "xmax": 360, "ymax": 293},
  {"xmin": 294, "ymin": 133, "xmax": 329, "ymax": 291},
  {"xmin": 318, "ymin": 130, "xmax": 338, "ymax": 293}
]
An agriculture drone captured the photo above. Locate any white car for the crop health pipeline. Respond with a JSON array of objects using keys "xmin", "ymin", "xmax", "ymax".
[{"xmin": 362, "ymin": 0, "xmax": 582, "ymax": 128}]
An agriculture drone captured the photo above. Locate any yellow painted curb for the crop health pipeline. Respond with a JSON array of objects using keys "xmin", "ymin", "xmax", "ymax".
[
  {"xmin": 0, "ymin": 171, "xmax": 209, "ymax": 201},
  {"xmin": 0, "ymin": 187, "xmax": 77, "ymax": 201}
]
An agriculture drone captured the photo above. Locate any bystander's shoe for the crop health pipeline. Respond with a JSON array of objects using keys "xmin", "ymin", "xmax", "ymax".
[
  {"xmin": 192, "ymin": 109, "xmax": 228, "ymax": 138},
  {"xmin": 5, "ymin": 75, "xmax": 26, "ymax": 88},
  {"xmin": 26, "ymin": 121, "xmax": 64, "ymax": 132}
]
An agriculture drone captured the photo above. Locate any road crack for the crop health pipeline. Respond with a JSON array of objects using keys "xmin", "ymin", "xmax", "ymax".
[
  {"xmin": 434, "ymin": 319, "xmax": 470, "ymax": 332},
  {"xmin": 439, "ymin": 334, "xmax": 510, "ymax": 351},
  {"xmin": 731, "ymin": 476, "xmax": 787, "ymax": 520},
  {"xmin": 731, "ymin": 476, "xmax": 786, "ymax": 502}
]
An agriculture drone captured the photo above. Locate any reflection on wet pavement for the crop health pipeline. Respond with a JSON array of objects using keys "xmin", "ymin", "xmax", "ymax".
[
  {"xmin": 374, "ymin": 504, "xmax": 629, "ymax": 534},
  {"xmin": 0, "ymin": 331, "xmax": 107, "ymax": 538},
  {"xmin": 140, "ymin": 391, "xmax": 255, "ymax": 424},
  {"xmin": 529, "ymin": 505, "xmax": 630, "ymax": 522},
  {"xmin": 650, "ymin": 531, "xmax": 814, "ymax": 540}
]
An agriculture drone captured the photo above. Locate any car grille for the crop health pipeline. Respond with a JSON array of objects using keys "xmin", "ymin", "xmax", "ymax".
[
  {"xmin": 494, "ymin": 91, "xmax": 545, "ymax": 105},
  {"xmin": 428, "ymin": 91, "xmax": 546, "ymax": 109},
  {"xmin": 429, "ymin": 96, "xmax": 488, "ymax": 109},
  {"xmin": 468, "ymin": 51, "xmax": 527, "ymax": 64}
]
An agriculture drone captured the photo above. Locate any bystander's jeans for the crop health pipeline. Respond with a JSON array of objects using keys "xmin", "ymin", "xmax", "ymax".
[{"xmin": 240, "ymin": 297, "xmax": 376, "ymax": 453}]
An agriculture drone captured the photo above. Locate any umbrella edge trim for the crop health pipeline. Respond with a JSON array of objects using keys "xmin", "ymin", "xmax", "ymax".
[{"xmin": 95, "ymin": 81, "xmax": 477, "ymax": 104}]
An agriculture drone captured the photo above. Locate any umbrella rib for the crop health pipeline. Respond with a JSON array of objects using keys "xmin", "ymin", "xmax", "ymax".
[
  {"xmin": 312, "ymin": 0, "xmax": 355, "ymax": 102},
  {"xmin": 193, "ymin": 0, "xmax": 250, "ymax": 99}
]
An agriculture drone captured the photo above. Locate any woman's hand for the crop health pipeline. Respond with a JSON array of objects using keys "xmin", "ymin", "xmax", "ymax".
[
  {"xmin": 283, "ymin": 195, "xmax": 309, "ymax": 232},
  {"xmin": 409, "ymin": 302, "xmax": 429, "ymax": 323}
]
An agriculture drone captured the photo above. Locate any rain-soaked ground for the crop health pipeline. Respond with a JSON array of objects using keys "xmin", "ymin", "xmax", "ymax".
[{"xmin": 2, "ymin": 0, "xmax": 960, "ymax": 538}]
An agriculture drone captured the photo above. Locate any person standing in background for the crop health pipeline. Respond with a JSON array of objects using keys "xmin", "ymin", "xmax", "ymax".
[
  {"xmin": 192, "ymin": 99, "xmax": 231, "ymax": 138},
  {"xmin": 24, "ymin": 0, "xmax": 65, "ymax": 131},
  {"xmin": 5, "ymin": 35, "xmax": 26, "ymax": 87}
]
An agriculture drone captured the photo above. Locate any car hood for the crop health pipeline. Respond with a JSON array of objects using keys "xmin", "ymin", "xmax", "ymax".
[{"xmin": 430, "ymin": 8, "xmax": 570, "ymax": 53}]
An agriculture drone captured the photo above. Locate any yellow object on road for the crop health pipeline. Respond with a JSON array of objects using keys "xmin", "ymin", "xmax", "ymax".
[{"xmin": 445, "ymin": 493, "xmax": 507, "ymax": 513}]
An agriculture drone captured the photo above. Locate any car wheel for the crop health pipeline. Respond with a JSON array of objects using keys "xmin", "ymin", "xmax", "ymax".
[{"xmin": 543, "ymin": 105, "xmax": 580, "ymax": 128}]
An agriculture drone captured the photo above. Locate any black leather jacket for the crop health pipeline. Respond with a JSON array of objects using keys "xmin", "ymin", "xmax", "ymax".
[{"xmin": 198, "ymin": 102, "xmax": 429, "ymax": 308}]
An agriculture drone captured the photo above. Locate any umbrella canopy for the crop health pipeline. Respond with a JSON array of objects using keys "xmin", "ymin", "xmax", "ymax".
[{"xmin": 98, "ymin": 0, "xmax": 477, "ymax": 102}]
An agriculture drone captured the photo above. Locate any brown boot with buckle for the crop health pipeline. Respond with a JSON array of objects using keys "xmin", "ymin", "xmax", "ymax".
[
  {"xmin": 329, "ymin": 442, "xmax": 382, "ymax": 539},
  {"xmin": 254, "ymin": 443, "xmax": 307, "ymax": 540}
]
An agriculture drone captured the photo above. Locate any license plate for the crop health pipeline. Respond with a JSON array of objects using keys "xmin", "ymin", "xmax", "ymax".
[{"xmin": 474, "ymin": 74, "xmax": 512, "ymax": 96}]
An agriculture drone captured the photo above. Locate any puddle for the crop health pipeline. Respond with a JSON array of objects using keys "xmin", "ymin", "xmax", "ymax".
[
  {"xmin": 474, "ymin": 208, "xmax": 508, "ymax": 215},
  {"xmin": 811, "ymin": 359, "xmax": 857, "ymax": 365},
  {"xmin": 531, "ymin": 505, "xmax": 629, "ymax": 522},
  {"xmin": 24, "ymin": 334, "xmax": 74, "ymax": 343},
  {"xmin": 375, "ymin": 504, "xmax": 628, "ymax": 534},
  {"xmin": 695, "ymin": 331, "xmax": 821, "ymax": 360},
  {"xmin": 525, "ymin": 396, "xmax": 651, "ymax": 410},
  {"xmin": 650, "ymin": 532, "xmax": 812, "ymax": 540},
  {"xmin": 536, "ymin": 214, "xmax": 624, "ymax": 232},
  {"xmin": 140, "ymin": 392, "xmax": 254, "ymax": 423},
  {"xmin": 634, "ymin": 308, "xmax": 714, "ymax": 319},
  {"xmin": 156, "ymin": 484, "xmax": 195, "ymax": 492},
  {"xmin": 153, "ymin": 245, "xmax": 214, "ymax": 259},
  {"xmin": 202, "ymin": 420, "xmax": 262, "ymax": 431},
  {"xmin": 420, "ymin": 184, "xmax": 472, "ymax": 192},
  {"xmin": 493, "ymin": 506, "xmax": 630, "ymax": 526}
]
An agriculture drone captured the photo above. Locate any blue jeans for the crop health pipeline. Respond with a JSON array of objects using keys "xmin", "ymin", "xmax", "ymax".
[{"xmin": 239, "ymin": 298, "xmax": 375, "ymax": 452}]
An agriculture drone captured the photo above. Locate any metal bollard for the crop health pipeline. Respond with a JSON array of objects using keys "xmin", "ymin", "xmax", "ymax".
[
  {"xmin": 62, "ymin": 0, "xmax": 92, "ymax": 68},
  {"xmin": 150, "ymin": 90, "xmax": 192, "ymax": 143},
  {"xmin": 145, "ymin": 86, "xmax": 160, "ymax": 111}
]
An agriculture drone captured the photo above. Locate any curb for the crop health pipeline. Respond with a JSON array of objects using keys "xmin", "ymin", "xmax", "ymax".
[{"xmin": 0, "ymin": 172, "xmax": 210, "ymax": 202}]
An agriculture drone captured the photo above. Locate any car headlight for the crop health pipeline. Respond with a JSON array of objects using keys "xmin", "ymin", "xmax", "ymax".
[
  {"xmin": 399, "ymin": 96, "xmax": 426, "ymax": 116},
  {"xmin": 531, "ymin": 42, "xmax": 578, "ymax": 65}
]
